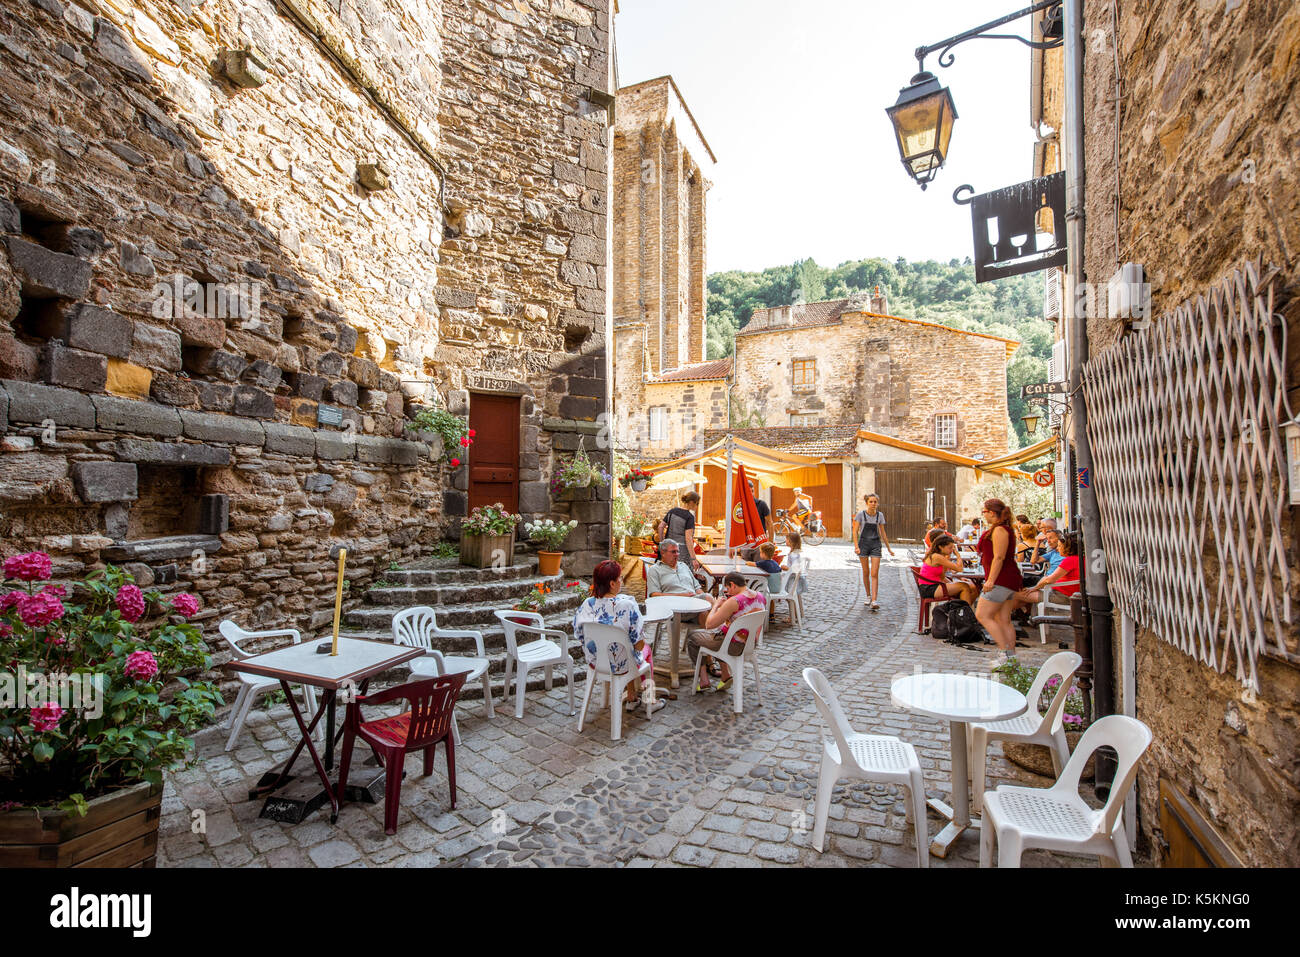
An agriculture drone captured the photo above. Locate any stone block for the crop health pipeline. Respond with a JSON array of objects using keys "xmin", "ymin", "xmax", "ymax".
[
  {"xmin": 196, "ymin": 381, "xmax": 233, "ymax": 412},
  {"xmin": 316, "ymin": 352, "xmax": 347, "ymax": 377},
  {"xmin": 434, "ymin": 287, "xmax": 476, "ymax": 309},
  {"xmin": 568, "ymin": 375, "xmax": 605, "ymax": 399},
  {"xmin": 180, "ymin": 410, "xmax": 265, "ymax": 447},
  {"xmin": 118, "ymin": 240, "xmax": 155, "ymax": 278},
  {"xmin": 1, "ymin": 378, "xmax": 95, "ymax": 427},
  {"xmin": 40, "ymin": 343, "xmax": 106, "ymax": 392},
  {"xmin": 559, "ymin": 395, "xmax": 601, "ymax": 420},
  {"xmin": 315, "ymin": 431, "xmax": 356, "ymax": 461},
  {"xmin": 304, "ymin": 473, "xmax": 334, "ymax": 493},
  {"xmin": 290, "ymin": 398, "xmax": 319, "ymax": 427},
  {"xmin": 94, "ymin": 18, "xmax": 152, "ymax": 82},
  {"xmin": 447, "ymin": 389, "xmax": 470, "ymax": 415},
  {"xmin": 185, "ymin": 348, "xmax": 246, "ymax": 382},
  {"xmin": 150, "ymin": 371, "xmax": 199, "ymax": 407},
  {"xmin": 336, "ymin": 324, "xmax": 359, "ymax": 354},
  {"xmin": 105, "ymin": 358, "xmax": 152, "ymax": 399},
  {"xmin": 328, "ymin": 379, "xmax": 358, "ymax": 407},
  {"xmin": 232, "ymin": 385, "xmax": 275, "ymax": 418},
  {"xmin": 348, "ymin": 356, "xmax": 380, "ymax": 389},
  {"xmin": 0, "ymin": 334, "xmax": 38, "ymax": 381},
  {"xmin": 263, "ymin": 423, "xmax": 316, "ymax": 456},
  {"xmin": 274, "ymin": 343, "xmax": 300, "ymax": 374},
  {"xmin": 104, "ymin": 503, "xmax": 129, "ymax": 540},
  {"xmin": 37, "ymin": 305, "xmax": 132, "ymax": 358},
  {"xmin": 519, "ymin": 481, "xmax": 549, "ymax": 514},
  {"xmin": 356, "ymin": 436, "xmax": 420, "ymax": 466},
  {"xmin": 130, "ymin": 322, "xmax": 183, "ymax": 371},
  {"xmin": 198, "ymin": 494, "xmax": 229, "ymax": 535},
  {"xmin": 115, "ymin": 439, "xmax": 230, "ymax": 466},
  {"xmin": 6, "ymin": 236, "xmax": 91, "ymax": 299},
  {"xmin": 92, "ymin": 394, "xmax": 181, "ymax": 437},
  {"xmin": 241, "ymin": 358, "xmax": 282, "ymax": 390},
  {"xmin": 290, "ymin": 372, "xmax": 326, "ymax": 400},
  {"xmin": 72, "ymin": 461, "xmax": 137, "ymax": 503},
  {"xmin": 175, "ymin": 314, "xmax": 225, "ymax": 349}
]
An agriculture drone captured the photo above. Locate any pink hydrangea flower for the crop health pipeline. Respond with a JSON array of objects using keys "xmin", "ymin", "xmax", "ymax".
[
  {"xmin": 124, "ymin": 649, "xmax": 159, "ymax": 682},
  {"xmin": 44, "ymin": 634, "xmax": 66, "ymax": 646},
  {"xmin": 171, "ymin": 593, "xmax": 199, "ymax": 618},
  {"xmin": 0, "ymin": 622, "xmax": 11, "ymax": 638},
  {"xmin": 17, "ymin": 591, "xmax": 64, "ymax": 629},
  {"xmin": 29, "ymin": 702, "xmax": 63, "ymax": 732},
  {"xmin": 3, "ymin": 552, "xmax": 52, "ymax": 582},
  {"xmin": 115, "ymin": 584, "xmax": 146, "ymax": 623},
  {"xmin": 0, "ymin": 590, "xmax": 23, "ymax": 611},
  {"xmin": 41, "ymin": 584, "xmax": 66, "ymax": 598}
]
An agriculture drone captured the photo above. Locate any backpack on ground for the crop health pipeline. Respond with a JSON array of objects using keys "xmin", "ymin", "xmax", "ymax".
[{"xmin": 930, "ymin": 601, "xmax": 984, "ymax": 645}]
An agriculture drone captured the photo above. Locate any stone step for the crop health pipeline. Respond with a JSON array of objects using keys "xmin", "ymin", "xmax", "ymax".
[
  {"xmin": 343, "ymin": 592, "xmax": 587, "ymax": 632},
  {"xmin": 382, "ymin": 559, "xmax": 537, "ymax": 586},
  {"xmin": 362, "ymin": 574, "xmax": 578, "ymax": 607}
]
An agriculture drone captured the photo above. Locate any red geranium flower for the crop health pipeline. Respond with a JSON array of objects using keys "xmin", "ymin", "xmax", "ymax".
[{"xmin": 450, "ymin": 458, "xmax": 461, "ymax": 467}]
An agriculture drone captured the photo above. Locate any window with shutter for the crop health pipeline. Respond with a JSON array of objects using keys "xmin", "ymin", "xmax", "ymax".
[{"xmin": 934, "ymin": 413, "xmax": 958, "ymax": 449}]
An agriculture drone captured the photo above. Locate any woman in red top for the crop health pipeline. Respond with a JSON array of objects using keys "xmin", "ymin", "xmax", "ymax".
[
  {"xmin": 1014, "ymin": 530, "xmax": 1080, "ymax": 606},
  {"xmin": 975, "ymin": 498, "xmax": 1023, "ymax": 665}
]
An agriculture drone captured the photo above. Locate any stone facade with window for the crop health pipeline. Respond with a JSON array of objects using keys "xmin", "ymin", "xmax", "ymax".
[
  {"xmin": 0, "ymin": 0, "xmax": 615, "ymax": 645},
  {"xmin": 732, "ymin": 292, "xmax": 1018, "ymax": 459}
]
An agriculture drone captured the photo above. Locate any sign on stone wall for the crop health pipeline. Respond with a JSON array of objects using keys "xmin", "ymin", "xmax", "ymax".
[
  {"xmin": 965, "ymin": 172, "xmax": 1068, "ymax": 283},
  {"xmin": 466, "ymin": 373, "xmax": 527, "ymax": 394}
]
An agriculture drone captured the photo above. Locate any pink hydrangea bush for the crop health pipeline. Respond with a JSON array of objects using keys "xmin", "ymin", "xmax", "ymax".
[{"xmin": 0, "ymin": 556, "xmax": 222, "ymax": 814}]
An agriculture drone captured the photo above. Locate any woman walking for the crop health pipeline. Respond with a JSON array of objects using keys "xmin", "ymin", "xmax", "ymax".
[
  {"xmin": 852, "ymin": 493, "xmax": 894, "ymax": 611},
  {"xmin": 975, "ymin": 498, "xmax": 1023, "ymax": 667}
]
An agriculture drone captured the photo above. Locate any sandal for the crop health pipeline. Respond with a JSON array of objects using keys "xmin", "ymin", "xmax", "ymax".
[{"xmin": 715, "ymin": 677, "xmax": 733, "ymax": 694}]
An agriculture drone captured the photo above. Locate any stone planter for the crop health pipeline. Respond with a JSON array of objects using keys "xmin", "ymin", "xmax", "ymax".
[
  {"xmin": 460, "ymin": 531, "xmax": 514, "ymax": 569},
  {"xmin": 1003, "ymin": 731, "xmax": 1092, "ymax": 779},
  {"xmin": 0, "ymin": 781, "xmax": 163, "ymax": 867},
  {"xmin": 536, "ymin": 550, "xmax": 563, "ymax": 576}
]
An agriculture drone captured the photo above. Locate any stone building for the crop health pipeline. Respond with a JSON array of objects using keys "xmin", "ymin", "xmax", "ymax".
[
  {"xmin": 611, "ymin": 75, "xmax": 716, "ymax": 455},
  {"xmin": 733, "ymin": 291, "xmax": 1018, "ymax": 460},
  {"xmin": 0, "ymin": 0, "xmax": 615, "ymax": 643},
  {"xmin": 1040, "ymin": 0, "xmax": 1300, "ymax": 865}
]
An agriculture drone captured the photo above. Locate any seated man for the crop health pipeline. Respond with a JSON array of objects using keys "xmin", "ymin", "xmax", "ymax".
[{"xmin": 647, "ymin": 539, "xmax": 711, "ymax": 600}]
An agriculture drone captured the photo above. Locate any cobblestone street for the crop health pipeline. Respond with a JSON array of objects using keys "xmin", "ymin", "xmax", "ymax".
[{"xmin": 158, "ymin": 544, "xmax": 1093, "ymax": 868}]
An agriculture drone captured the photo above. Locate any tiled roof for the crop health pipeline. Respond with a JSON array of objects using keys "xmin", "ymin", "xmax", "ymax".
[
  {"xmin": 654, "ymin": 358, "xmax": 733, "ymax": 382},
  {"xmin": 735, "ymin": 299, "xmax": 853, "ymax": 336},
  {"xmin": 701, "ymin": 425, "xmax": 861, "ymax": 458}
]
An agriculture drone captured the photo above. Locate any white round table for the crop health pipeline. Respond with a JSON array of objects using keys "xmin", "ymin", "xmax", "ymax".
[
  {"xmin": 645, "ymin": 595, "xmax": 712, "ymax": 688},
  {"xmin": 891, "ymin": 672, "xmax": 1027, "ymax": 858}
]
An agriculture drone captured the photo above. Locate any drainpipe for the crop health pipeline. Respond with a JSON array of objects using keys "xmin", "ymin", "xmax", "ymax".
[{"xmin": 1063, "ymin": 0, "xmax": 1116, "ymax": 794}]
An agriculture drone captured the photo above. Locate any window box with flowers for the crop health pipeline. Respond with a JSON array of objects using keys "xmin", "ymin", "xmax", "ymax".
[
  {"xmin": 550, "ymin": 449, "xmax": 611, "ymax": 502},
  {"xmin": 993, "ymin": 658, "xmax": 1093, "ymax": 778},
  {"xmin": 0, "ymin": 553, "xmax": 221, "ymax": 867},
  {"xmin": 522, "ymin": 518, "xmax": 579, "ymax": 576},
  {"xmin": 459, "ymin": 504, "xmax": 521, "ymax": 569}
]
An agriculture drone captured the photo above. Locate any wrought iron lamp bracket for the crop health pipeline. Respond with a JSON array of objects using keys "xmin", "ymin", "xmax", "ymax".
[{"xmin": 913, "ymin": 0, "xmax": 1063, "ymax": 74}]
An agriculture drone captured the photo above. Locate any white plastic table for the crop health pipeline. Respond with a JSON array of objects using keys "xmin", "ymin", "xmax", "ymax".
[
  {"xmin": 644, "ymin": 594, "xmax": 712, "ymax": 688},
  {"xmin": 890, "ymin": 672, "xmax": 1027, "ymax": 857}
]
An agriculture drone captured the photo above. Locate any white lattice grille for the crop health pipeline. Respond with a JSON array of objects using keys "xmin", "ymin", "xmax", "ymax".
[{"xmin": 1082, "ymin": 262, "xmax": 1293, "ymax": 689}]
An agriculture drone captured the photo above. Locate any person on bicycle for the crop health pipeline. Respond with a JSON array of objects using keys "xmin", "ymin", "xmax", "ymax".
[{"xmin": 789, "ymin": 487, "xmax": 813, "ymax": 528}]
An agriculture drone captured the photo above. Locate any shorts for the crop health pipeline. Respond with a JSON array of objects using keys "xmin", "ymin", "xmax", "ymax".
[
  {"xmin": 918, "ymin": 582, "xmax": 942, "ymax": 599},
  {"xmin": 858, "ymin": 542, "xmax": 882, "ymax": 558},
  {"xmin": 981, "ymin": 584, "xmax": 1015, "ymax": 603}
]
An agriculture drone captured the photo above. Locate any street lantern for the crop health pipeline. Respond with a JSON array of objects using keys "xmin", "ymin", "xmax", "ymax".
[
  {"xmin": 1022, "ymin": 409, "xmax": 1042, "ymax": 433},
  {"xmin": 885, "ymin": 72, "xmax": 957, "ymax": 189}
]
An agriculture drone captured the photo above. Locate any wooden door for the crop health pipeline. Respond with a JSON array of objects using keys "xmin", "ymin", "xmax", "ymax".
[
  {"xmin": 770, "ymin": 464, "xmax": 843, "ymax": 537},
  {"xmin": 468, "ymin": 393, "xmax": 520, "ymax": 513},
  {"xmin": 701, "ymin": 464, "xmax": 726, "ymax": 534},
  {"xmin": 1158, "ymin": 778, "xmax": 1243, "ymax": 867},
  {"xmin": 870, "ymin": 466, "xmax": 957, "ymax": 542}
]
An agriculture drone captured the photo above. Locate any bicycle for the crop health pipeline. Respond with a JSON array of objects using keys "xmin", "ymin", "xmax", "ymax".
[{"xmin": 773, "ymin": 508, "xmax": 827, "ymax": 546}]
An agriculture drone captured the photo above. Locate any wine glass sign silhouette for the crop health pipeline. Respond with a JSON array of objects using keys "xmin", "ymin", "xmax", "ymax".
[{"xmin": 966, "ymin": 172, "xmax": 1068, "ymax": 282}]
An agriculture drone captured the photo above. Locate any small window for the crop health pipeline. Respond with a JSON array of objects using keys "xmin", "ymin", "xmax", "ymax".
[
  {"xmin": 649, "ymin": 407, "xmax": 668, "ymax": 442},
  {"xmin": 792, "ymin": 358, "xmax": 815, "ymax": 391},
  {"xmin": 935, "ymin": 413, "xmax": 958, "ymax": 449},
  {"xmin": 790, "ymin": 413, "xmax": 819, "ymax": 427}
]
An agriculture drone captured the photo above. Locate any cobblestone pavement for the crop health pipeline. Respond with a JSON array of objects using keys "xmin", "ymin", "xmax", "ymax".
[{"xmin": 160, "ymin": 544, "xmax": 1096, "ymax": 868}]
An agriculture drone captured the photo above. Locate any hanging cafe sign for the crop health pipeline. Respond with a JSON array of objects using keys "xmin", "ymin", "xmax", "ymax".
[{"xmin": 955, "ymin": 171, "xmax": 1068, "ymax": 283}]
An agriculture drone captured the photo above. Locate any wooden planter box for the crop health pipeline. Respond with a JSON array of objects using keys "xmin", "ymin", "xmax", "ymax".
[
  {"xmin": 460, "ymin": 531, "xmax": 515, "ymax": 569},
  {"xmin": 0, "ymin": 781, "xmax": 163, "ymax": 868},
  {"xmin": 623, "ymin": 536, "xmax": 645, "ymax": 556},
  {"xmin": 1003, "ymin": 731, "xmax": 1092, "ymax": 779}
]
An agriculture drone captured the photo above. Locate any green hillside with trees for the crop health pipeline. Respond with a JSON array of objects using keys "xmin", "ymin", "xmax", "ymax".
[{"xmin": 706, "ymin": 257, "xmax": 1053, "ymax": 448}]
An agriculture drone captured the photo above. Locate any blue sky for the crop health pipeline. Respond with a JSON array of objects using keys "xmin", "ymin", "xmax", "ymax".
[{"xmin": 615, "ymin": 0, "xmax": 1044, "ymax": 273}]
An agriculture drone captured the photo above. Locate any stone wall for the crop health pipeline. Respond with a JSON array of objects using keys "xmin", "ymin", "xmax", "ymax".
[
  {"xmin": 731, "ymin": 309, "xmax": 1016, "ymax": 459},
  {"xmin": 1082, "ymin": 0, "xmax": 1300, "ymax": 865}
]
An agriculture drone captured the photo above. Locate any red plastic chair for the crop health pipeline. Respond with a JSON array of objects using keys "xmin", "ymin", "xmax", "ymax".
[
  {"xmin": 336, "ymin": 673, "xmax": 466, "ymax": 836},
  {"xmin": 907, "ymin": 566, "xmax": 944, "ymax": 634}
]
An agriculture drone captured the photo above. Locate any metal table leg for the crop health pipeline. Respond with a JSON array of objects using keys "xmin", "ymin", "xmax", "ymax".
[{"xmin": 928, "ymin": 719, "xmax": 976, "ymax": 858}]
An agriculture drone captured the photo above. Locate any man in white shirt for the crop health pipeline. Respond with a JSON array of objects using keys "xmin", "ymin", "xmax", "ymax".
[
  {"xmin": 956, "ymin": 518, "xmax": 980, "ymax": 543},
  {"xmin": 647, "ymin": 540, "xmax": 712, "ymax": 599}
]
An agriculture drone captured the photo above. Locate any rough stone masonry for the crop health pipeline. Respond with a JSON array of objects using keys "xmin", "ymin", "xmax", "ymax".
[{"xmin": 0, "ymin": 0, "xmax": 615, "ymax": 689}]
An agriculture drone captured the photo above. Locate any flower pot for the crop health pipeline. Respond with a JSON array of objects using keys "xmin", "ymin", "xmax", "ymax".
[
  {"xmin": 536, "ymin": 550, "xmax": 563, "ymax": 576},
  {"xmin": 1003, "ymin": 731, "xmax": 1092, "ymax": 779},
  {"xmin": 630, "ymin": 478, "xmax": 648, "ymax": 492},
  {"xmin": 460, "ymin": 531, "xmax": 514, "ymax": 569},
  {"xmin": 0, "ymin": 781, "xmax": 163, "ymax": 867}
]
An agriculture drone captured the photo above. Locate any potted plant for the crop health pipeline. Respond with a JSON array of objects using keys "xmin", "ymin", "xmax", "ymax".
[
  {"xmin": 0, "ymin": 554, "xmax": 221, "ymax": 867},
  {"xmin": 507, "ymin": 580, "xmax": 585, "ymax": 624},
  {"xmin": 992, "ymin": 658, "xmax": 1092, "ymax": 778},
  {"xmin": 522, "ymin": 518, "xmax": 579, "ymax": 576},
  {"xmin": 619, "ymin": 467, "xmax": 654, "ymax": 493},
  {"xmin": 620, "ymin": 512, "xmax": 653, "ymax": 556},
  {"xmin": 406, "ymin": 399, "xmax": 475, "ymax": 469},
  {"xmin": 459, "ymin": 504, "xmax": 521, "ymax": 569},
  {"xmin": 550, "ymin": 449, "xmax": 611, "ymax": 502}
]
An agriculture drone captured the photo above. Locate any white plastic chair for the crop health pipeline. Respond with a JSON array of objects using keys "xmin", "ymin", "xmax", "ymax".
[
  {"xmin": 802, "ymin": 667, "xmax": 928, "ymax": 867},
  {"xmin": 690, "ymin": 607, "xmax": 766, "ymax": 714},
  {"xmin": 575, "ymin": 621, "xmax": 653, "ymax": 741},
  {"xmin": 219, "ymin": 620, "xmax": 318, "ymax": 752},
  {"xmin": 493, "ymin": 610, "xmax": 575, "ymax": 719},
  {"xmin": 762, "ymin": 570, "xmax": 803, "ymax": 630},
  {"xmin": 980, "ymin": 714, "xmax": 1152, "ymax": 868},
  {"xmin": 969, "ymin": 651, "xmax": 1082, "ymax": 813},
  {"xmin": 1036, "ymin": 580, "xmax": 1080, "ymax": 643},
  {"xmin": 391, "ymin": 606, "xmax": 493, "ymax": 743}
]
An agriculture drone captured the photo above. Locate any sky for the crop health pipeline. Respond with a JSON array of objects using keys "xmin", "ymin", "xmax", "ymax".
[{"xmin": 615, "ymin": 0, "xmax": 1044, "ymax": 274}]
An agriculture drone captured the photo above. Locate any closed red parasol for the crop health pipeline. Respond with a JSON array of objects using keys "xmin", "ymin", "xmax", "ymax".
[{"xmin": 729, "ymin": 464, "xmax": 770, "ymax": 549}]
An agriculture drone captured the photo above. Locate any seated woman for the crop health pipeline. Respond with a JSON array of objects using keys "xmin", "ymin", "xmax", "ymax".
[
  {"xmin": 572, "ymin": 559, "xmax": 665, "ymax": 715},
  {"xmin": 1015, "ymin": 522, "xmax": 1039, "ymax": 563},
  {"xmin": 1013, "ymin": 530, "xmax": 1080, "ymax": 609},
  {"xmin": 918, "ymin": 534, "xmax": 978, "ymax": 606},
  {"xmin": 686, "ymin": 571, "xmax": 766, "ymax": 694}
]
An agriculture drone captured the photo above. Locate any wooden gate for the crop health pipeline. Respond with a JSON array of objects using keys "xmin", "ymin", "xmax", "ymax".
[
  {"xmin": 771, "ymin": 464, "xmax": 843, "ymax": 537},
  {"xmin": 870, "ymin": 466, "xmax": 957, "ymax": 542},
  {"xmin": 468, "ymin": 393, "xmax": 520, "ymax": 513}
]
